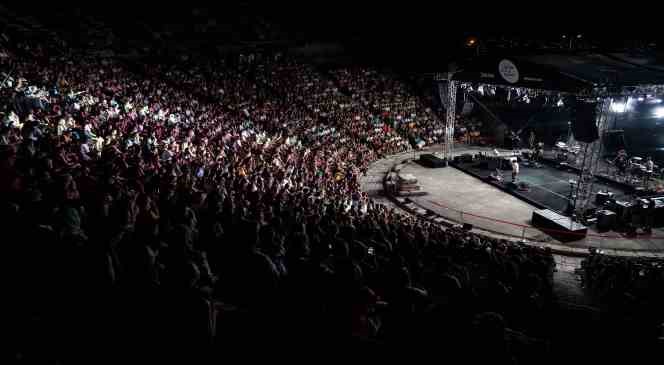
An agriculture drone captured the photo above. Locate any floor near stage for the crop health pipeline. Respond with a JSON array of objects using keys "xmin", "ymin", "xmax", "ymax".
[
  {"xmin": 398, "ymin": 160, "xmax": 546, "ymax": 240},
  {"xmin": 394, "ymin": 150, "xmax": 664, "ymax": 253}
]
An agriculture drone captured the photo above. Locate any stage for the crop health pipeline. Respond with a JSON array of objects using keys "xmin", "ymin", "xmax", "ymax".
[
  {"xmin": 374, "ymin": 146, "xmax": 664, "ymax": 254},
  {"xmin": 453, "ymin": 156, "xmax": 632, "ymax": 214}
]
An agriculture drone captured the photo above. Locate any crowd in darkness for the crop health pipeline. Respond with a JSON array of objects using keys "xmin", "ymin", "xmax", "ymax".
[
  {"xmin": 1, "ymin": 35, "xmax": 661, "ymax": 363},
  {"xmin": 582, "ymin": 251, "xmax": 664, "ymax": 310}
]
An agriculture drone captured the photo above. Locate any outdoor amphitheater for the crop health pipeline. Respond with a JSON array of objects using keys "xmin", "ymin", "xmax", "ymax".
[{"xmin": 3, "ymin": 4, "xmax": 664, "ymax": 364}]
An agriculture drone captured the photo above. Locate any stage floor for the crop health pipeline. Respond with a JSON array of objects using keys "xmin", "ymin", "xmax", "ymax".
[
  {"xmin": 454, "ymin": 158, "xmax": 632, "ymax": 214},
  {"xmin": 395, "ymin": 152, "xmax": 664, "ymax": 253}
]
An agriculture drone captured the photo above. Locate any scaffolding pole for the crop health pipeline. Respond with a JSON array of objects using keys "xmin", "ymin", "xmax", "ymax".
[
  {"xmin": 444, "ymin": 75, "xmax": 457, "ymax": 160},
  {"xmin": 572, "ymin": 98, "xmax": 612, "ymax": 215}
]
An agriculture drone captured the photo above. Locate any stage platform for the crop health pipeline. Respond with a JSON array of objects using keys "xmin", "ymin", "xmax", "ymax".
[
  {"xmin": 453, "ymin": 157, "xmax": 632, "ymax": 214},
  {"xmin": 372, "ymin": 146, "xmax": 664, "ymax": 254}
]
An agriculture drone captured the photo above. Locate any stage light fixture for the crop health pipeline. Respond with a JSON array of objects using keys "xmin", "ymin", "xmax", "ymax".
[
  {"xmin": 610, "ymin": 101, "xmax": 627, "ymax": 113},
  {"xmin": 654, "ymin": 106, "xmax": 664, "ymax": 118}
]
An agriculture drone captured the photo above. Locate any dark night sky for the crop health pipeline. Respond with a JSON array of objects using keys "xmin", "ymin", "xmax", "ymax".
[{"xmin": 3, "ymin": 1, "xmax": 662, "ymax": 66}]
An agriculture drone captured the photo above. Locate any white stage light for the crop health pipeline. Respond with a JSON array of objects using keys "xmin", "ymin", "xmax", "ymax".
[
  {"xmin": 637, "ymin": 97, "xmax": 645, "ymax": 102},
  {"xmin": 654, "ymin": 107, "xmax": 664, "ymax": 118},
  {"xmin": 610, "ymin": 101, "xmax": 627, "ymax": 113}
]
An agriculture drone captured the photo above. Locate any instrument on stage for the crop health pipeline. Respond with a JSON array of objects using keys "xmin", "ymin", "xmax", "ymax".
[
  {"xmin": 477, "ymin": 150, "xmax": 521, "ymax": 171},
  {"xmin": 555, "ymin": 142, "xmax": 570, "ymax": 161},
  {"xmin": 495, "ymin": 151, "xmax": 521, "ymax": 158},
  {"xmin": 613, "ymin": 153, "xmax": 629, "ymax": 174},
  {"xmin": 554, "ymin": 142, "xmax": 581, "ymax": 162},
  {"xmin": 480, "ymin": 150, "xmax": 521, "ymax": 159},
  {"xmin": 631, "ymin": 163, "xmax": 647, "ymax": 176}
]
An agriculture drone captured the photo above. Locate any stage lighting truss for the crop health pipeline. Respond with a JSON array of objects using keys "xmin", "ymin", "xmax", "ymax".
[
  {"xmin": 593, "ymin": 84, "xmax": 664, "ymax": 99},
  {"xmin": 449, "ymin": 80, "xmax": 664, "ymax": 200},
  {"xmin": 443, "ymin": 76, "xmax": 457, "ymax": 160},
  {"xmin": 459, "ymin": 83, "xmax": 571, "ymax": 107},
  {"xmin": 571, "ymin": 98, "xmax": 612, "ymax": 214}
]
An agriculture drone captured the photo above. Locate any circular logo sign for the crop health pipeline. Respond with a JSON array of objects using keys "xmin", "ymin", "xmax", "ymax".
[{"xmin": 498, "ymin": 59, "xmax": 519, "ymax": 84}]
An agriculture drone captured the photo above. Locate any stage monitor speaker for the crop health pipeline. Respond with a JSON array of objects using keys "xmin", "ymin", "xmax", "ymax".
[
  {"xmin": 608, "ymin": 200, "xmax": 633, "ymax": 223},
  {"xmin": 516, "ymin": 182, "xmax": 530, "ymax": 191},
  {"xmin": 570, "ymin": 100, "xmax": 599, "ymax": 143},
  {"xmin": 531, "ymin": 209, "xmax": 588, "ymax": 241},
  {"xmin": 595, "ymin": 191, "xmax": 614, "ymax": 206},
  {"xmin": 454, "ymin": 153, "xmax": 474, "ymax": 163},
  {"xmin": 596, "ymin": 210, "xmax": 617, "ymax": 232},
  {"xmin": 633, "ymin": 187, "xmax": 655, "ymax": 197},
  {"xmin": 419, "ymin": 154, "xmax": 447, "ymax": 168}
]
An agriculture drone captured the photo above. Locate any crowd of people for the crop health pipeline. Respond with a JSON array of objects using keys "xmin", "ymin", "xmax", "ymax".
[
  {"xmin": 2, "ymin": 34, "xmax": 660, "ymax": 363},
  {"xmin": 331, "ymin": 67, "xmax": 444, "ymax": 148},
  {"xmin": 581, "ymin": 251, "xmax": 664, "ymax": 312}
]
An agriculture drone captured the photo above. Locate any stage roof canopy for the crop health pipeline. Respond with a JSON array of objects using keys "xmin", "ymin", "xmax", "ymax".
[{"xmin": 452, "ymin": 52, "xmax": 664, "ymax": 93}]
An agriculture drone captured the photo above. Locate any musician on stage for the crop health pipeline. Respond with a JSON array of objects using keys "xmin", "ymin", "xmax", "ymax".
[
  {"xmin": 528, "ymin": 131, "xmax": 536, "ymax": 150},
  {"xmin": 533, "ymin": 142, "xmax": 544, "ymax": 163},
  {"xmin": 511, "ymin": 158, "xmax": 519, "ymax": 182},
  {"xmin": 555, "ymin": 141, "xmax": 569, "ymax": 161},
  {"xmin": 613, "ymin": 149, "xmax": 629, "ymax": 176},
  {"xmin": 645, "ymin": 156, "xmax": 655, "ymax": 187},
  {"xmin": 508, "ymin": 131, "xmax": 521, "ymax": 151}
]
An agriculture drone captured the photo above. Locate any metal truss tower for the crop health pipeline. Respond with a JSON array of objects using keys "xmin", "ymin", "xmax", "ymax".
[
  {"xmin": 571, "ymin": 98, "xmax": 612, "ymax": 214},
  {"xmin": 443, "ymin": 75, "xmax": 457, "ymax": 160}
]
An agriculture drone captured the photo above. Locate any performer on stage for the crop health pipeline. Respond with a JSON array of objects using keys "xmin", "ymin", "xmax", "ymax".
[
  {"xmin": 613, "ymin": 149, "xmax": 629, "ymax": 176},
  {"xmin": 645, "ymin": 156, "xmax": 655, "ymax": 187},
  {"xmin": 528, "ymin": 131, "xmax": 536, "ymax": 150},
  {"xmin": 511, "ymin": 158, "xmax": 519, "ymax": 182},
  {"xmin": 509, "ymin": 131, "xmax": 521, "ymax": 152},
  {"xmin": 533, "ymin": 142, "xmax": 544, "ymax": 163}
]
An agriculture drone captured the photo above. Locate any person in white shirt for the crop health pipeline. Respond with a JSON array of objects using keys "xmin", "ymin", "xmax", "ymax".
[
  {"xmin": 646, "ymin": 156, "xmax": 654, "ymax": 173},
  {"xmin": 80, "ymin": 140, "xmax": 91, "ymax": 161},
  {"xmin": 57, "ymin": 118, "xmax": 67, "ymax": 136},
  {"xmin": 511, "ymin": 158, "xmax": 519, "ymax": 182}
]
